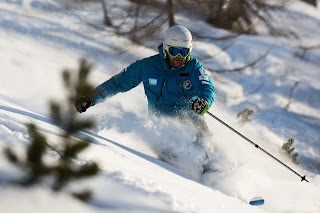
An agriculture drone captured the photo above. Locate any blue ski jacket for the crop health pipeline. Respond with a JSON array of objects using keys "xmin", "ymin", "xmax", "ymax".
[{"xmin": 91, "ymin": 44, "xmax": 215, "ymax": 118}]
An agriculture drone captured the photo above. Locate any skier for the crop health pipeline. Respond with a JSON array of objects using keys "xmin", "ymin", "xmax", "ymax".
[{"xmin": 75, "ymin": 25, "xmax": 216, "ymax": 172}]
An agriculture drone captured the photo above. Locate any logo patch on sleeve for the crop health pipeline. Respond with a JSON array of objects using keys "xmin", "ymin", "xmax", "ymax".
[
  {"xmin": 149, "ymin": 78, "xmax": 158, "ymax": 85},
  {"xmin": 201, "ymin": 81, "xmax": 210, "ymax": 85},
  {"xmin": 199, "ymin": 75, "xmax": 209, "ymax": 81},
  {"xmin": 183, "ymin": 80, "xmax": 192, "ymax": 90},
  {"xmin": 199, "ymin": 69, "xmax": 209, "ymax": 81}
]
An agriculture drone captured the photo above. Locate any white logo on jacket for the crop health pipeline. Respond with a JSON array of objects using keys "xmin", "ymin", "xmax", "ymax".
[{"xmin": 183, "ymin": 80, "xmax": 192, "ymax": 90}]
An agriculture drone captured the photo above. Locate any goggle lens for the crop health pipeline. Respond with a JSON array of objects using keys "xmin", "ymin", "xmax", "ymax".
[{"xmin": 168, "ymin": 46, "xmax": 190, "ymax": 58}]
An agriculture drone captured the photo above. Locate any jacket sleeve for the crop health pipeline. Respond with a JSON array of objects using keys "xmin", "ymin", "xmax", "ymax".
[
  {"xmin": 91, "ymin": 60, "xmax": 143, "ymax": 105},
  {"xmin": 193, "ymin": 62, "xmax": 216, "ymax": 107}
]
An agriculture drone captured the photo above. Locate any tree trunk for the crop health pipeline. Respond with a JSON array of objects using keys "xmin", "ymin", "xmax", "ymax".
[
  {"xmin": 100, "ymin": 0, "xmax": 113, "ymax": 26},
  {"xmin": 167, "ymin": 0, "xmax": 176, "ymax": 27},
  {"xmin": 208, "ymin": 0, "xmax": 254, "ymax": 33},
  {"xmin": 300, "ymin": 0, "xmax": 317, "ymax": 7}
]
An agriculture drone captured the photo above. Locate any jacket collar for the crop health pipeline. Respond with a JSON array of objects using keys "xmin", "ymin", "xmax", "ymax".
[{"xmin": 158, "ymin": 43, "xmax": 165, "ymax": 58}]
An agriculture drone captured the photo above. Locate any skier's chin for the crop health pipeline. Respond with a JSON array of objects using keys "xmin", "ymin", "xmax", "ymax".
[{"xmin": 172, "ymin": 60, "xmax": 184, "ymax": 68}]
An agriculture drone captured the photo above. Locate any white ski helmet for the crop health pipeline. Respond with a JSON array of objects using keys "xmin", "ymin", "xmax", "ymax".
[{"xmin": 163, "ymin": 25, "xmax": 193, "ymax": 55}]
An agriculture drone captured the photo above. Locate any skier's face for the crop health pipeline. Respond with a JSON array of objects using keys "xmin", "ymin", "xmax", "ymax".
[{"xmin": 168, "ymin": 55, "xmax": 187, "ymax": 68}]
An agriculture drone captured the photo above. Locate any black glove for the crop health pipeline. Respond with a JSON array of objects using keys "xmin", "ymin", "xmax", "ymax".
[
  {"xmin": 192, "ymin": 98, "xmax": 209, "ymax": 115},
  {"xmin": 75, "ymin": 97, "xmax": 93, "ymax": 113}
]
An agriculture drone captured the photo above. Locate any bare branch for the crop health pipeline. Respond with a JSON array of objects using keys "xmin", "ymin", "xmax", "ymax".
[
  {"xmin": 209, "ymin": 45, "xmax": 274, "ymax": 73},
  {"xmin": 295, "ymin": 44, "xmax": 320, "ymax": 59},
  {"xmin": 285, "ymin": 81, "xmax": 299, "ymax": 110}
]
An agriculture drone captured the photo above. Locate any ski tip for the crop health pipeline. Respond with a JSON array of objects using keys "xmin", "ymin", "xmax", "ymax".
[{"xmin": 249, "ymin": 196, "xmax": 264, "ymax": 206}]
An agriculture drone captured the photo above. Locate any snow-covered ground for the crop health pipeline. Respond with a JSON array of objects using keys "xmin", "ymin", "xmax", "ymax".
[{"xmin": 0, "ymin": 0, "xmax": 320, "ymax": 212}]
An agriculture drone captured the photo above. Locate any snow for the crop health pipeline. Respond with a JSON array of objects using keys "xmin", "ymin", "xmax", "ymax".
[{"xmin": 1, "ymin": 0, "xmax": 320, "ymax": 212}]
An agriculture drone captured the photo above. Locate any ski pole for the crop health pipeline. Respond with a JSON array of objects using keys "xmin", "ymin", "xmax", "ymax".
[{"xmin": 206, "ymin": 111, "xmax": 309, "ymax": 183}]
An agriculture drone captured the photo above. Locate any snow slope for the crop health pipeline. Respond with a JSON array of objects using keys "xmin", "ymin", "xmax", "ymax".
[{"xmin": 1, "ymin": 0, "xmax": 320, "ymax": 212}]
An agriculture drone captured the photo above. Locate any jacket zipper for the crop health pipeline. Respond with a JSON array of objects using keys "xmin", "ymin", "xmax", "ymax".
[
  {"xmin": 179, "ymin": 80, "xmax": 188, "ymax": 99},
  {"xmin": 155, "ymin": 79, "xmax": 166, "ymax": 106}
]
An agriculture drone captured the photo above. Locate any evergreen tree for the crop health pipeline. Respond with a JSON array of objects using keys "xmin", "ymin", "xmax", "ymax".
[
  {"xmin": 4, "ymin": 58, "xmax": 99, "ymax": 201},
  {"xmin": 282, "ymin": 138, "xmax": 299, "ymax": 164},
  {"xmin": 4, "ymin": 124, "xmax": 51, "ymax": 186},
  {"xmin": 237, "ymin": 108, "xmax": 254, "ymax": 126}
]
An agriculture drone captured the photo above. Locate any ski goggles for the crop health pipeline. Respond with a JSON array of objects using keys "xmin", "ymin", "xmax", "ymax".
[{"xmin": 166, "ymin": 46, "xmax": 191, "ymax": 58}]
